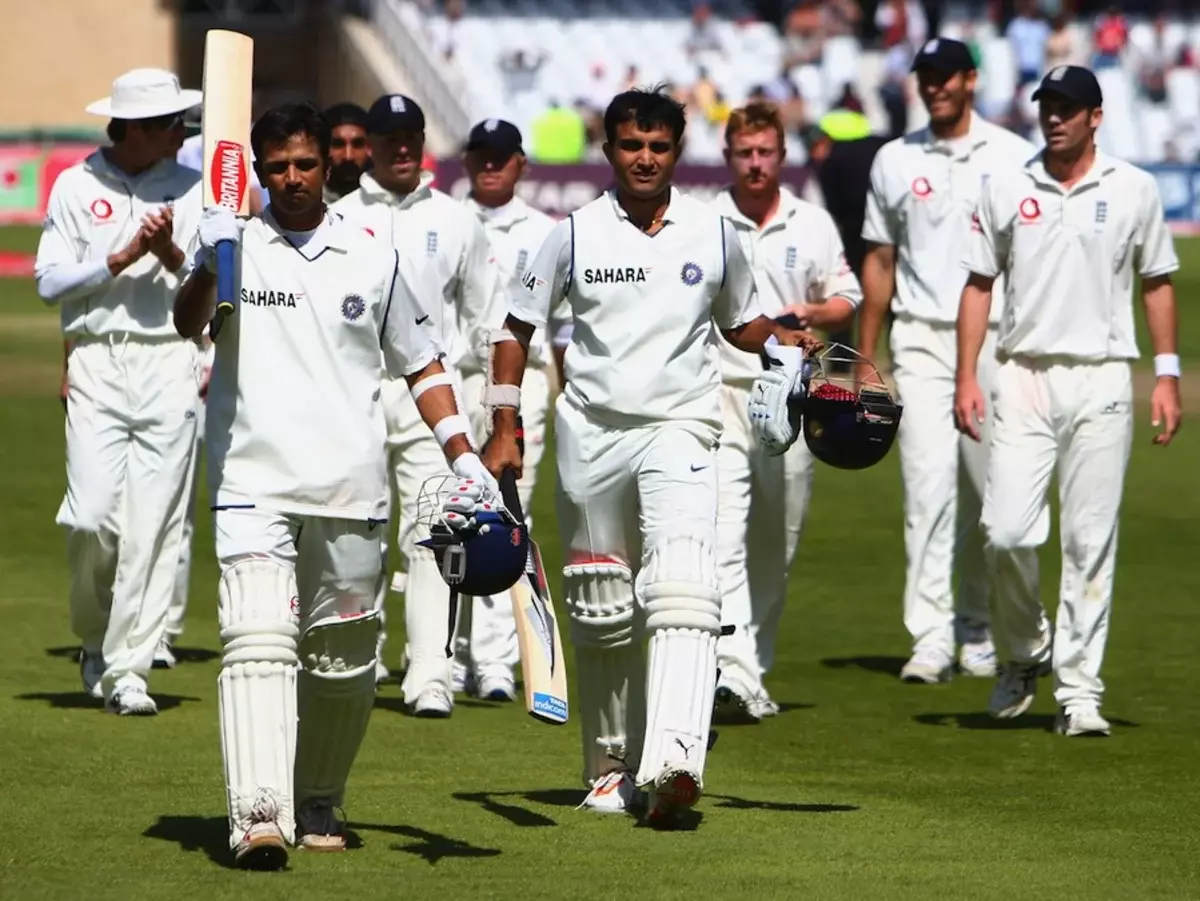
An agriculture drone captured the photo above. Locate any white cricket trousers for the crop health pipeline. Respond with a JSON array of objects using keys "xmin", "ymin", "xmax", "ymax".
[
  {"xmin": 167, "ymin": 403, "xmax": 204, "ymax": 640},
  {"xmin": 890, "ymin": 317, "xmax": 1005, "ymax": 655},
  {"xmin": 715, "ymin": 382, "xmax": 813, "ymax": 695},
  {"xmin": 982, "ymin": 358, "xmax": 1133, "ymax": 709},
  {"xmin": 379, "ymin": 374, "xmax": 458, "ymax": 704},
  {"xmin": 59, "ymin": 336, "xmax": 199, "ymax": 697},
  {"xmin": 457, "ymin": 366, "xmax": 550, "ymax": 679}
]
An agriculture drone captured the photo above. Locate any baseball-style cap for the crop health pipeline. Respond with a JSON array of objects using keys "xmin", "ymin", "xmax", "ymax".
[
  {"xmin": 1032, "ymin": 65, "xmax": 1103, "ymax": 107},
  {"xmin": 465, "ymin": 118, "xmax": 524, "ymax": 155},
  {"xmin": 910, "ymin": 37, "xmax": 977, "ymax": 73},
  {"xmin": 366, "ymin": 94, "xmax": 426, "ymax": 134}
]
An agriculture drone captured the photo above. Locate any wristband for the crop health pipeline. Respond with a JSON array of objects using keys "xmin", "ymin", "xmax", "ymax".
[
  {"xmin": 483, "ymin": 384, "xmax": 521, "ymax": 410},
  {"xmin": 411, "ymin": 372, "xmax": 455, "ymax": 403},
  {"xmin": 1154, "ymin": 354, "xmax": 1181, "ymax": 378},
  {"xmin": 432, "ymin": 414, "xmax": 472, "ymax": 448}
]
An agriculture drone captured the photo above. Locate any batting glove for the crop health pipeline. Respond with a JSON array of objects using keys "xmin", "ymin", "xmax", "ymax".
[
  {"xmin": 748, "ymin": 369, "xmax": 804, "ymax": 455},
  {"xmin": 196, "ymin": 207, "xmax": 245, "ymax": 272}
]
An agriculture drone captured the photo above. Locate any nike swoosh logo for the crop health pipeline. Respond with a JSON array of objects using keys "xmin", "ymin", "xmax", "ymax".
[
  {"xmin": 415, "ymin": 314, "xmax": 430, "ymax": 325},
  {"xmin": 690, "ymin": 464, "xmax": 708, "ymax": 472}
]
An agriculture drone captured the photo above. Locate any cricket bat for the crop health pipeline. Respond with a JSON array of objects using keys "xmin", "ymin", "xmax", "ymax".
[
  {"xmin": 200, "ymin": 29, "xmax": 254, "ymax": 322},
  {"xmin": 499, "ymin": 464, "xmax": 568, "ymax": 726}
]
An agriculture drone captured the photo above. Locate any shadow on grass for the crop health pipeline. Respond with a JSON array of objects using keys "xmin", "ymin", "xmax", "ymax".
[
  {"xmin": 15, "ymin": 691, "xmax": 199, "ymax": 712},
  {"xmin": 143, "ymin": 815, "xmax": 229, "ymax": 867},
  {"xmin": 821, "ymin": 655, "xmax": 907, "ymax": 677},
  {"xmin": 45, "ymin": 644, "xmax": 218, "ymax": 664},
  {"xmin": 348, "ymin": 821, "xmax": 501, "ymax": 864},
  {"xmin": 452, "ymin": 791, "xmax": 557, "ymax": 827},
  {"xmin": 913, "ymin": 712, "xmax": 1141, "ymax": 731}
]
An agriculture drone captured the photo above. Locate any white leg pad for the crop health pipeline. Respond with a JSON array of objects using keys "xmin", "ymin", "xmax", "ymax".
[
  {"xmin": 399, "ymin": 549, "xmax": 454, "ymax": 703},
  {"xmin": 564, "ymin": 561, "xmax": 646, "ymax": 785},
  {"xmin": 295, "ymin": 609, "xmax": 380, "ymax": 807},
  {"xmin": 634, "ymin": 537, "xmax": 721, "ymax": 790},
  {"xmin": 217, "ymin": 558, "xmax": 300, "ymax": 848}
]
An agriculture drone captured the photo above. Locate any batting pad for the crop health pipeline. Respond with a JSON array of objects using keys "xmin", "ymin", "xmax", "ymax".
[
  {"xmin": 295, "ymin": 610, "xmax": 380, "ymax": 807},
  {"xmin": 217, "ymin": 558, "xmax": 301, "ymax": 846},
  {"xmin": 635, "ymin": 537, "xmax": 721, "ymax": 789},
  {"xmin": 564, "ymin": 561, "xmax": 646, "ymax": 784}
]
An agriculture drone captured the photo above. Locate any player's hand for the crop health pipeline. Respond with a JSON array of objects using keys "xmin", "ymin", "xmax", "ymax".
[
  {"xmin": 954, "ymin": 377, "xmax": 986, "ymax": 442},
  {"xmin": 482, "ymin": 433, "xmax": 522, "ymax": 482},
  {"xmin": 1150, "ymin": 377, "xmax": 1181, "ymax": 446},
  {"xmin": 141, "ymin": 206, "xmax": 175, "ymax": 261},
  {"xmin": 774, "ymin": 328, "xmax": 824, "ymax": 353},
  {"xmin": 451, "ymin": 451, "xmax": 502, "ymax": 499},
  {"xmin": 440, "ymin": 479, "xmax": 501, "ymax": 529},
  {"xmin": 748, "ymin": 369, "xmax": 802, "ymax": 455},
  {"xmin": 198, "ymin": 207, "xmax": 245, "ymax": 270},
  {"xmin": 118, "ymin": 227, "xmax": 151, "ymax": 266},
  {"xmin": 779, "ymin": 304, "xmax": 814, "ymax": 329}
]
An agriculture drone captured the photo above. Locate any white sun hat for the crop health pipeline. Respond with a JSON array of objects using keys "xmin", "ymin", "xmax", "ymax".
[{"xmin": 85, "ymin": 68, "xmax": 203, "ymax": 120}]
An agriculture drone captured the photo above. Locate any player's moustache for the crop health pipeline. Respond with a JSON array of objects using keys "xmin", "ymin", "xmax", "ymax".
[{"xmin": 328, "ymin": 160, "xmax": 369, "ymax": 196}]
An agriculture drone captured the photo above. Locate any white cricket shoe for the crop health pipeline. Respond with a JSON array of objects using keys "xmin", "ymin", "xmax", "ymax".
[
  {"xmin": 476, "ymin": 672, "xmax": 516, "ymax": 702},
  {"xmin": 234, "ymin": 821, "xmax": 289, "ymax": 871},
  {"xmin": 451, "ymin": 659, "xmax": 471, "ymax": 694},
  {"xmin": 989, "ymin": 661, "xmax": 1048, "ymax": 719},
  {"xmin": 645, "ymin": 766, "xmax": 702, "ymax": 829},
  {"xmin": 900, "ymin": 647, "xmax": 953, "ymax": 684},
  {"xmin": 106, "ymin": 683, "xmax": 158, "ymax": 716},
  {"xmin": 409, "ymin": 684, "xmax": 453, "ymax": 718},
  {"xmin": 79, "ymin": 650, "xmax": 104, "ymax": 700},
  {"xmin": 296, "ymin": 798, "xmax": 346, "ymax": 852},
  {"xmin": 714, "ymin": 679, "xmax": 776, "ymax": 723},
  {"xmin": 152, "ymin": 636, "xmax": 177, "ymax": 670},
  {"xmin": 1055, "ymin": 705, "xmax": 1111, "ymax": 737},
  {"xmin": 958, "ymin": 638, "xmax": 997, "ymax": 677},
  {"xmin": 577, "ymin": 770, "xmax": 640, "ymax": 814}
]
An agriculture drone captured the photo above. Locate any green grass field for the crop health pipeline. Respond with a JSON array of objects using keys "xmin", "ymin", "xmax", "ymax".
[{"xmin": 2, "ymin": 226, "xmax": 1198, "ymax": 899}]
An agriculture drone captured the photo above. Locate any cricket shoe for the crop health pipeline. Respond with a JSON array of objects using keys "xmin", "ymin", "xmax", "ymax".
[
  {"xmin": 576, "ymin": 770, "xmax": 640, "ymax": 814},
  {"xmin": 989, "ymin": 659, "xmax": 1051, "ymax": 719},
  {"xmin": 1055, "ymin": 705, "xmax": 1111, "ymax": 738},
  {"xmin": 476, "ymin": 672, "xmax": 516, "ymax": 702},
  {"xmin": 900, "ymin": 647, "xmax": 953, "ymax": 684},
  {"xmin": 152, "ymin": 636, "xmax": 177, "ymax": 669},
  {"xmin": 958, "ymin": 638, "xmax": 997, "ymax": 677},
  {"xmin": 106, "ymin": 682, "xmax": 158, "ymax": 716},
  {"xmin": 644, "ymin": 767, "xmax": 702, "ymax": 829},
  {"xmin": 409, "ymin": 684, "xmax": 453, "ymax": 718},
  {"xmin": 451, "ymin": 659, "xmax": 472, "ymax": 695},
  {"xmin": 713, "ymin": 680, "xmax": 776, "ymax": 723},
  {"xmin": 79, "ymin": 649, "xmax": 104, "ymax": 700},
  {"xmin": 296, "ymin": 798, "xmax": 346, "ymax": 852},
  {"xmin": 233, "ymin": 789, "xmax": 290, "ymax": 870}
]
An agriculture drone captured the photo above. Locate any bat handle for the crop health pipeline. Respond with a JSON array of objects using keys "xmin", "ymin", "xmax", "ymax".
[
  {"xmin": 214, "ymin": 238, "xmax": 237, "ymax": 315},
  {"xmin": 499, "ymin": 468, "xmax": 523, "ymax": 522}
]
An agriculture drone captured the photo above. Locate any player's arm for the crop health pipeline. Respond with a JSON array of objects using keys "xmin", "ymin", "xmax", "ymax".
[
  {"xmin": 34, "ymin": 183, "xmax": 147, "ymax": 305},
  {"xmin": 954, "ymin": 189, "xmax": 1005, "ymax": 442},
  {"xmin": 483, "ymin": 218, "xmax": 572, "ymax": 479},
  {"xmin": 857, "ymin": 153, "xmax": 897, "ymax": 372},
  {"xmin": 1135, "ymin": 180, "xmax": 1183, "ymax": 446},
  {"xmin": 787, "ymin": 214, "xmax": 862, "ymax": 331}
]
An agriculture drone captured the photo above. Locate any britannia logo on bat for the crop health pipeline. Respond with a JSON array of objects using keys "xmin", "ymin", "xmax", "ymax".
[{"xmin": 210, "ymin": 140, "xmax": 247, "ymax": 212}]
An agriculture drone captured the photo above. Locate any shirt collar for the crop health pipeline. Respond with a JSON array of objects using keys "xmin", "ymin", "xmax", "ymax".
[
  {"xmin": 919, "ymin": 111, "xmax": 991, "ymax": 159},
  {"xmin": 358, "ymin": 168, "xmax": 436, "ymax": 210},
  {"xmin": 714, "ymin": 185, "xmax": 800, "ymax": 231},
  {"xmin": 260, "ymin": 207, "xmax": 350, "ymax": 256},
  {"xmin": 465, "ymin": 194, "xmax": 529, "ymax": 229},
  {"xmin": 606, "ymin": 186, "xmax": 683, "ymax": 226},
  {"xmin": 1023, "ymin": 148, "xmax": 1118, "ymax": 194},
  {"xmin": 85, "ymin": 149, "xmax": 174, "ymax": 186}
]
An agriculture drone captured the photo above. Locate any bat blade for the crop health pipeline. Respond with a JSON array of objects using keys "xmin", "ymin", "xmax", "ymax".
[{"xmin": 200, "ymin": 28, "xmax": 254, "ymax": 319}]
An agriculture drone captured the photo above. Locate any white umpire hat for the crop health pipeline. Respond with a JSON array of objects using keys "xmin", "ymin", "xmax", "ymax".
[{"xmin": 85, "ymin": 68, "xmax": 203, "ymax": 120}]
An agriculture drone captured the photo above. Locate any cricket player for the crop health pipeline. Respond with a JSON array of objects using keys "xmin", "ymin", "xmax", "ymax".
[
  {"xmin": 956, "ymin": 65, "xmax": 1181, "ymax": 736},
  {"xmin": 482, "ymin": 88, "xmax": 822, "ymax": 825},
  {"xmin": 709, "ymin": 102, "xmax": 861, "ymax": 721},
  {"xmin": 456, "ymin": 117, "xmax": 557, "ymax": 701},
  {"xmin": 324, "ymin": 102, "xmax": 372, "ymax": 203},
  {"xmin": 858, "ymin": 38, "xmax": 1037, "ymax": 683},
  {"xmin": 173, "ymin": 102, "xmax": 494, "ymax": 868},
  {"xmin": 332, "ymin": 94, "xmax": 505, "ymax": 716},
  {"xmin": 35, "ymin": 68, "xmax": 204, "ymax": 715}
]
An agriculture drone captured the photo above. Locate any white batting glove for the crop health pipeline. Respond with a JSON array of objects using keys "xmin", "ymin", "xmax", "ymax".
[
  {"xmin": 440, "ymin": 481, "xmax": 501, "ymax": 529},
  {"xmin": 197, "ymin": 207, "xmax": 245, "ymax": 272},
  {"xmin": 446, "ymin": 452, "xmax": 502, "ymax": 514},
  {"xmin": 748, "ymin": 369, "xmax": 804, "ymax": 455}
]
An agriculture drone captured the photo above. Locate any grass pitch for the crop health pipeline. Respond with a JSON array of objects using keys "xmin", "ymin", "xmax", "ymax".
[{"xmin": 1, "ymin": 226, "xmax": 1198, "ymax": 899}]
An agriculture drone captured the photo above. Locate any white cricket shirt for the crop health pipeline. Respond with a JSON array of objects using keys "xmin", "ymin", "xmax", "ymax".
[
  {"xmin": 710, "ymin": 186, "xmax": 863, "ymax": 387},
  {"xmin": 463, "ymin": 193, "xmax": 558, "ymax": 370},
  {"xmin": 201, "ymin": 209, "xmax": 441, "ymax": 520},
  {"xmin": 332, "ymin": 171, "xmax": 505, "ymax": 374},
  {"xmin": 964, "ymin": 150, "xmax": 1179, "ymax": 362},
  {"xmin": 510, "ymin": 188, "xmax": 761, "ymax": 439},
  {"xmin": 35, "ymin": 151, "xmax": 202, "ymax": 340},
  {"xmin": 863, "ymin": 112, "xmax": 1036, "ymax": 325}
]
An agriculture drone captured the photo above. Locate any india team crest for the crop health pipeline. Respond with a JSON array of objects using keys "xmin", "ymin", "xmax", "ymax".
[
  {"xmin": 341, "ymin": 293, "xmax": 366, "ymax": 321},
  {"xmin": 680, "ymin": 261, "xmax": 703, "ymax": 286}
]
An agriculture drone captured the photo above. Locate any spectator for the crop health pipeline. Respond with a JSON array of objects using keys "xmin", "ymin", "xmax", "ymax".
[
  {"xmin": 875, "ymin": 0, "xmax": 928, "ymax": 53},
  {"xmin": 1006, "ymin": 0, "xmax": 1051, "ymax": 89},
  {"xmin": 1092, "ymin": 5, "xmax": 1128, "ymax": 70},
  {"xmin": 822, "ymin": 0, "xmax": 863, "ymax": 38},
  {"xmin": 428, "ymin": 0, "xmax": 465, "ymax": 62},
  {"xmin": 498, "ymin": 48, "xmax": 547, "ymax": 102},
  {"xmin": 783, "ymin": 0, "xmax": 825, "ymax": 69},
  {"xmin": 1045, "ymin": 13, "xmax": 1077, "ymax": 70},
  {"xmin": 686, "ymin": 2, "xmax": 724, "ymax": 61},
  {"xmin": 1135, "ymin": 15, "xmax": 1172, "ymax": 105}
]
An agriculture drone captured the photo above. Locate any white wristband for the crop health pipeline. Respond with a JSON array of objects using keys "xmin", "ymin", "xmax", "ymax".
[
  {"xmin": 1154, "ymin": 354, "xmax": 1181, "ymax": 378},
  {"xmin": 411, "ymin": 372, "xmax": 455, "ymax": 403},
  {"xmin": 483, "ymin": 384, "xmax": 521, "ymax": 410},
  {"xmin": 432, "ymin": 414, "xmax": 472, "ymax": 448}
]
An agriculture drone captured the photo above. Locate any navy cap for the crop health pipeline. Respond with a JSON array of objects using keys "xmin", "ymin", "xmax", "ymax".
[
  {"xmin": 1032, "ymin": 65, "xmax": 1103, "ymax": 107},
  {"xmin": 911, "ymin": 37, "xmax": 977, "ymax": 74},
  {"xmin": 366, "ymin": 94, "xmax": 426, "ymax": 134},
  {"xmin": 465, "ymin": 118, "xmax": 524, "ymax": 155}
]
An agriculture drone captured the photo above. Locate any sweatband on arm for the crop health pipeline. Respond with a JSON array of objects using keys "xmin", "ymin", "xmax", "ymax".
[
  {"xmin": 433, "ymin": 414, "xmax": 474, "ymax": 450},
  {"xmin": 1154, "ymin": 354, "xmax": 1181, "ymax": 378}
]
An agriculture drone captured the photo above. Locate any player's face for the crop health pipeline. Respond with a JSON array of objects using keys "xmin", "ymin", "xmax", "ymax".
[
  {"xmin": 1038, "ymin": 95, "xmax": 1102, "ymax": 155},
  {"xmin": 133, "ymin": 113, "xmax": 187, "ymax": 162},
  {"xmin": 464, "ymin": 149, "xmax": 523, "ymax": 204},
  {"xmin": 330, "ymin": 124, "xmax": 370, "ymax": 167},
  {"xmin": 257, "ymin": 133, "xmax": 326, "ymax": 219},
  {"xmin": 724, "ymin": 126, "xmax": 784, "ymax": 195},
  {"xmin": 604, "ymin": 121, "xmax": 679, "ymax": 200},
  {"xmin": 916, "ymin": 68, "xmax": 976, "ymax": 127},
  {"xmin": 369, "ymin": 128, "xmax": 425, "ymax": 193}
]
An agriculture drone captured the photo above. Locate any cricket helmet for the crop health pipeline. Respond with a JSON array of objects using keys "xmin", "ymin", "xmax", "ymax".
[
  {"xmin": 798, "ymin": 343, "xmax": 902, "ymax": 470},
  {"xmin": 415, "ymin": 476, "xmax": 529, "ymax": 597}
]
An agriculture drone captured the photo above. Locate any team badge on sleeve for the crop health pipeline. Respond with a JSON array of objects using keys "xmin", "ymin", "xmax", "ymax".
[
  {"xmin": 680, "ymin": 261, "xmax": 703, "ymax": 286},
  {"xmin": 341, "ymin": 294, "xmax": 366, "ymax": 322}
]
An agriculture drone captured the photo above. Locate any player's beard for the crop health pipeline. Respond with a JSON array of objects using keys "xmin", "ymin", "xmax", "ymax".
[{"xmin": 328, "ymin": 159, "xmax": 370, "ymax": 198}]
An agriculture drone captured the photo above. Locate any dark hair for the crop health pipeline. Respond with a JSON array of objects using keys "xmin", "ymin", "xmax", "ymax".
[
  {"xmin": 106, "ymin": 111, "xmax": 181, "ymax": 145},
  {"xmin": 251, "ymin": 101, "xmax": 331, "ymax": 164},
  {"xmin": 106, "ymin": 120, "xmax": 126, "ymax": 143},
  {"xmin": 603, "ymin": 85, "xmax": 686, "ymax": 145},
  {"xmin": 323, "ymin": 102, "xmax": 368, "ymax": 130}
]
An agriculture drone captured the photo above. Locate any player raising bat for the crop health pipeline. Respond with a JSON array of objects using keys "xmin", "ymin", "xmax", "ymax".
[
  {"xmin": 481, "ymin": 87, "xmax": 821, "ymax": 827},
  {"xmin": 173, "ymin": 102, "xmax": 496, "ymax": 869}
]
